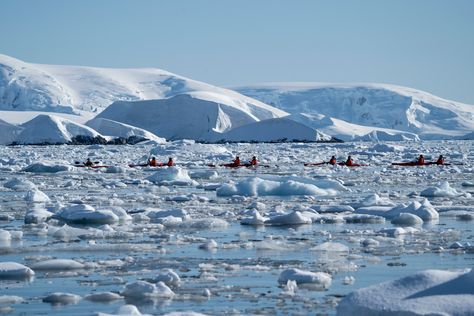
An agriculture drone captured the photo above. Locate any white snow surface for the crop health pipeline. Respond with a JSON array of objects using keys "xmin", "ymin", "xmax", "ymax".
[
  {"xmin": 14, "ymin": 114, "xmax": 100, "ymax": 144},
  {"xmin": 236, "ymin": 83, "xmax": 474, "ymax": 139},
  {"xmin": 0, "ymin": 119, "xmax": 22, "ymax": 145},
  {"xmin": 337, "ymin": 268, "xmax": 474, "ymax": 316},
  {"xmin": 217, "ymin": 177, "xmax": 346, "ymax": 197},
  {"xmin": 0, "ymin": 262, "xmax": 34, "ymax": 279},
  {"xmin": 0, "ymin": 54, "xmax": 286, "ymax": 116},
  {"xmin": 278, "ymin": 268, "xmax": 332, "ymax": 288},
  {"xmin": 85, "ymin": 118, "xmax": 166, "ymax": 143},
  {"xmin": 215, "ymin": 117, "xmax": 333, "ymax": 142},
  {"xmin": 94, "ymin": 92, "xmax": 286, "ymax": 141}
]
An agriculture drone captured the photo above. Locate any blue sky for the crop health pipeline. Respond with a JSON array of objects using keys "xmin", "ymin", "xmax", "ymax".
[{"xmin": 1, "ymin": 0, "xmax": 473, "ymax": 103}]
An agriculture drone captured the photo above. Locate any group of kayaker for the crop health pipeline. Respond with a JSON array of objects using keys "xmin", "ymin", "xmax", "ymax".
[
  {"xmin": 147, "ymin": 157, "xmax": 174, "ymax": 167},
  {"xmin": 223, "ymin": 156, "xmax": 258, "ymax": 168},
  {"xmin": 392, "ymin": 154, "xmax": 446, "ymax": 166},
  {"xmin": 80, "ymin": 154, "xmax": 448, "ymax": 169}
]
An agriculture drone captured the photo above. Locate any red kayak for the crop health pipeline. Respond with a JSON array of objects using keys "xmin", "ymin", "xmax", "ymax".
[
  {"xmin": 208, "ymin": 163, "xmax": 263, "ymax": 168},
  {"xmin": 337, "ymin": 162, "xmax": 368, "ymax": 167},
  {"xmin": 391, "ymin": 162, "xmax": 424, "ymax": 166},
  {"xmin": 75, "ymin": 165, "xmax": 109, "ymax": 169},
  {"xmin": 128, "ymin": 163, "xmax": 167, "ymax": 168}
]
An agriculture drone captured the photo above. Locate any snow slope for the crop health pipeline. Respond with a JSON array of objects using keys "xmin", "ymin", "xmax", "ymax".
[
  {"xmin": 94, "ymin": 92, "xmax": 286, "ymax": 141},
  {"xmin": 236, "ymin": 83, "xmax": 474, "ymax": 139},
  {"xmin": 0, "ymin": 119, "xmax": 22, "ymax": 145},
  {"xmin": 289, "ymin": 113, "xmax": 420, "ymax": 141},
  {"xmin": 85, "ymin": 117, "xmax": 166, "ymax": 143},
  {"xmin": 215, "ymin": 117, "xmax": 333, "ymax": 142},
  {"xmin": 14, "ymin": 114, "xmax": 101, "ymax": 144},
  {"xmin": 0, "ymin": 54, "xmax": 286, "ymax": 117}
]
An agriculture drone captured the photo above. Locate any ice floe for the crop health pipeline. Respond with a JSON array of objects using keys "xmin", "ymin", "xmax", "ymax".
[
  {"xmin": 278, "ymin": 268, "xmax": 332, "ymax": 289},
  {"xmin": 0, "ymin": 262, "xmax": 34, "ymax": 279},
  {"xmin": 337, "ymin": 268, "xmax": 474, "ymax": 315}
]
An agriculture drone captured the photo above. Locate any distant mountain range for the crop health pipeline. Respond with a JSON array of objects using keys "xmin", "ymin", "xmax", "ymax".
[{"xmin": 1, "ymin": 54, "xmax": 473, "ymax": 143}]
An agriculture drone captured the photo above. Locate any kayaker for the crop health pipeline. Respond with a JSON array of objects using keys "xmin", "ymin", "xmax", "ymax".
[
  {"xmin": 250, "ymin": 156, "xmax": 258, "ymax": 166},
  {"xmin": 167, "ymin": 157, "xmax": 174, "ymax": 167},
  {"xmin": 329, "ymin": 156, "xmax": 337, "ymax": 165},
  {"xmin": 436, "ymin": 155, "xmax": 445, "ymax": 165},
  {"xmin": 417, "ymin": 155, "xmax": 425, "ymax": 166},
  {"xmin": 148, "ymin": 157, "xmax": 158, "ymax": 167},
  {"xmin": 345, "ymin": 156, "xmax": 354, "ymax": 166},
  {"xmin": 84, "ymin": 158, "xmax": 94, "ymax": 167},
  {"xmin": 232, "ymin": 156, "xmax": 241, "ymax": 167}
]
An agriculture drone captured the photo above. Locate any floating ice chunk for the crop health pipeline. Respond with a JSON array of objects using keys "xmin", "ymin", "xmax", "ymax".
[
  {"xmin": 122, "ymin": 281, "xmax": 175, "ymax": 299},
  {"xmin": 97, "ymin": 304, "xmax": 152, "ymax": 316},
  {"xmin": 25, "ymin": 189, "xmax": 50, "ymax": 203},
  {"xmin": 311, "ymin": 205, "xmax": 354, "ymax": 213},
  {"xmin": 266, "ymin": 211, "xmax": 312, "ymax": 226},
  {"xmin": 0, "ymin": 295, "xmax": 23, "ymax": 305},
  {"xmin": 311, "ymin": 242, "xmax": 349, "ymax": 252},
  {"xmin": 3, "ymin": 178, "xmax": 36, "ymax": 191},
  {"xmin": 199, "ymin": 239, "xmax": 218, "ymax": 250},
  {"xmin": 361, "ymin": 238, "xmax": 380, "ymax": 248},
  {"xmin": 25, "ymin": 206, "xmax": 54, "ymax": 224},
  {"xmin": 57, "ymin": 204, "xmax": 120, "ymax": 224},
  {"xmin": 153, "ymin": 269, "xmax": 181, "ymax": 287},
  {"xmin": 183, "ymin": 218, "xmax": 228, "ymax": 229},
  {"xmin": 356, "ymin": 193, "xmax": 396, "ymax": 208},
  {"xmin": 282, "ymin": 280, "xmax": 298, "ymax": 296},
  {"xmin": 247, "ymin": 201, "xmax": 267, "ymax": 210},
  {"xmin": 84, "ymin": 292, "xmax": 122, "ymax": 302},
  {"xmin": 421, "ymin": 181, "xmax": 464, "ymax": 197},
  {"xmin": 343, "ymin": 276, "xmax": 356, "ymax": 285},
  {"xmin": 31, "ymin": 259, "xmax": 85, "ymax": 271},
  {"xmin": 146, "ymin": 208, "xmax": 188, "ymax": 218},
  {"xmin": 146, "ymin": 167, "xmax": 198, "ymax": 186},
  {"xmin": 388, "ymin": 199, "xmax": 439, "ymax": 221},
  {"xmin": 379, "ymin": 227, "xmax": 418, "ymax": 237},
  {"xmin": 23, "ymin": 162, "xmax": 73, "ymax": 173},
  {"xmin": 241, "ymin": 210, "xmax": 269, "ymax": 225},
  {"xmin": 344, "ymin": 214, "xmax": 385, "ymax": 224},
  {"xmin": 217, "ymin": 177, "xmax": 343, "ymax": 197},
  {"xmin": 0, "ymin": 230, "xmax": 11, "ymax": 241},
  {"xmin": 337, "ymin": 268, "xmax": 474, "ymax": 316},
  {"xmin": 462, "ymin": 181, "xmax": 474, "ymax": 187},
  {"xmin": 0, "ymin": 262, "xmax": 34, "ymax": 279},
  {"xmin": 391, "ymin": 213, "xmax": 423, "ymax": 226},
  {"xmin": 189, "ymin": 170, "xmax": 218, "ymax": 180},
  {"xmin": 105, "ymin": 166, "xmax": 127, "ymax": 173},
  {"xmin": 450, "ymin": 242, "xmax": 464, "ymax": 249},
  {"xmin": 43, "ymin": 292, "xmax": 81, "ymax": 304},
  {"xmin": 278, "ymin": 268, "xmax": 332, "ymax": 289}
]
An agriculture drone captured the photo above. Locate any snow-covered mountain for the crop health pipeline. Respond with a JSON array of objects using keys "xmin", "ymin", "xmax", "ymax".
[
  {"xmin": 289, "ymin": 113, "xmax": 420, "ymax": 142},
  {"xmin": 0, "ymin": 119, "xmax": 22, "ymax": 145},
  {"xmin": 14, "ymin": 114, "xmax": 100, "ymax": 145},
  {"xmin": 85, "ymin": 118, "xmax": 166, "ymax": 143},
  {"xmin": 94, "ymin": 91, "xmax": 288, "ymax": 141},
  {"xmin": 215, "ymin": 117, "xmax": 333, "ymax": 143},
  {"xmin": 236, "ymin": 83, "xmax": 474, "ymax": 139},
  {"xmin": 0, "ymin": 54, "xmax": 286, "ymax": 118}
]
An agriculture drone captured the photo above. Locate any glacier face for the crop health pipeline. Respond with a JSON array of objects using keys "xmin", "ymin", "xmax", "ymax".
[{"xmin": 236, "ymin": 83, "xmax": 474, "ymax": 139}]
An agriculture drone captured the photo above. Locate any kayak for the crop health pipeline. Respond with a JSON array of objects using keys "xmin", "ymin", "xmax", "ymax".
[
  {"xmin": 128, "ymin": 163, "xmax": 168, "ymax": 168},
  {"xmin": 337, "ymin": 162, "xmax": 368, "ymax": 167},
  {"xmin": 75, "ymin": 165, "xmax": 109, "ymax": 169},
  {"xmin": 304, "ymin": 162, "xmax": 327, "ymax": 166},
  {"xmin": 391, "ymin": 162, "xmax": 424, "ymax": 166},
  {"xmin": 208, "ymin": 163, "xmax": 262, "ymax": 168}
]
